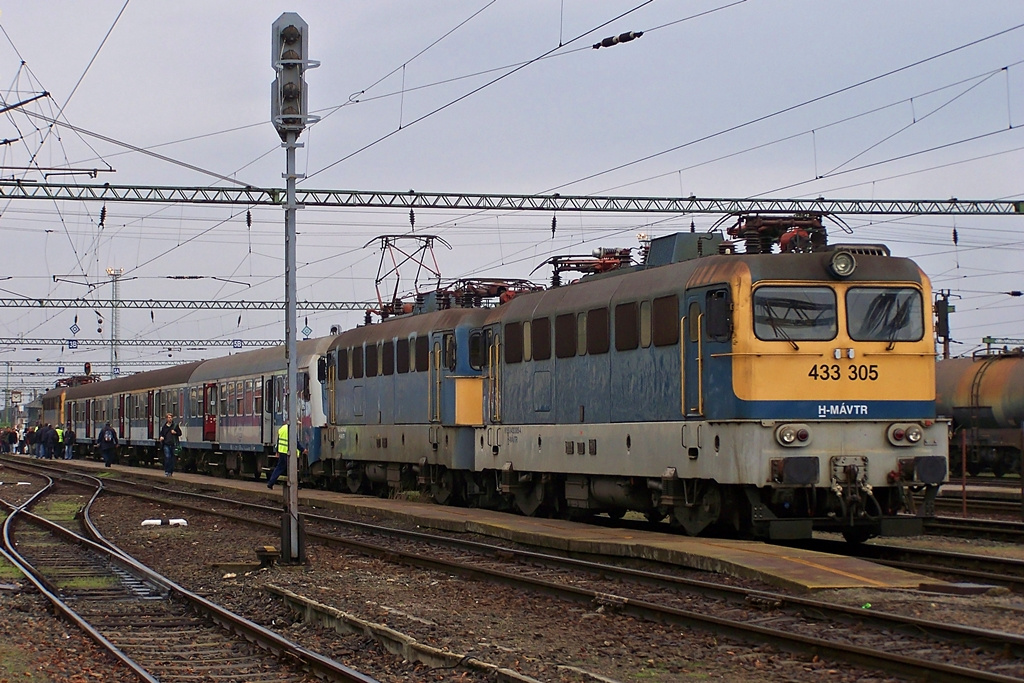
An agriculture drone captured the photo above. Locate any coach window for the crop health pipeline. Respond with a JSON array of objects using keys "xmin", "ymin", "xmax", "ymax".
[
  {"xmin": 244, "ymin": 380, "xmax": 254, "ymax": 415},
  {"xmin": 615, "ymin": 302, "xmax": 640, "ymax": 351},
  {"xmin": 443, "ymin": 333, "xmax": 456, "ymax": 371},
  {"xmin": 383, "ymin": 340, "xmax": 395, "ymax": 375},
  {"xmin": 352, "ymin": 346, "xmax": 364, "ymax": 379},
  {"xmin": 640, "ymin": 301, "xmax": 653, "ymax": 348},
  {"xmin": 555, "ymin": 313, "xmax": 576, "ymax": 358},
  {"xmin": 415, "ymin": 335, "xmax": 430, "ymax": 372},
  {"xmin": 220, "ymin": 383, "xmax": 229, "ymax": 416},
  {"xmin": 587, "ymin": 307, "xmax": 610, "ymax": 354},
  {"xmin": 228, "ymin": 383, "xmax": 236, "ymax": 416},
  {"xmin": 189, "ymin": 388, "xmax": 198, "ymax": 417},
  {"xmin": 396, "ymin": 337, "xmax": 410, "ymax": 373},
  {"xmin": 846, "ymin": 287, "xmax": 924, "ymax": 342},
  {"xmin": 532, "ymin": 317, "xmax": 551, "ymax": 361},
  {"xmin": 753, "ymin": 286, "xmax": 836, "ymax": 342},
  {"xmin": 365, "ymin": 343, "xmax": 378, "ymax": 378},
  {"xmin": 504, "ymin": 322, "xmax": 524, "ymax": 364},
  {"xmin": 338, "ymin": 348, "xmax": 349, "ymax": 380},
  {"xmin": 253, "ymin": 381, "xmax": 263, "ymax": 414},
  {"xmin": 234, "ymin": 381, "xmax": 243, "ymax": 415},
  {"xmin": 652, "ymin": 295, "xmax": 680, "ymax": 346},
  {"xmin": 469, "ymin": 330, "xmax": 486, "ymax": 370}
]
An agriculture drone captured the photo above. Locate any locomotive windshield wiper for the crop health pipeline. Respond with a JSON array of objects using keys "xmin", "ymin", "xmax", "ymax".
[{"xmin": 762, "ymin": 304, "xmax": 799, "ymax": 351}]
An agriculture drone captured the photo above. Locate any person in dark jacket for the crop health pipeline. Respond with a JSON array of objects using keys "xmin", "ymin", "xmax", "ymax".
[
  {"xmin": 158, "ymin": 413, "xmax": 182, "ymax": 477},
  {"xmin": 97, "ymin": 422, "xmax": 119, "ymax": 467},
  {"xmin": 41, "ymin": 423, "xmax": 58, "ymax": 460},
  {"xmin": 63, "ymin": 422, "xmax": 77, "ymax": 460}
]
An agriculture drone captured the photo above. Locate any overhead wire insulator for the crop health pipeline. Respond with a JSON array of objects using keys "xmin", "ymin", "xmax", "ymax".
[
  {"xmin": 409, "ymin": 208, "xmax": 415, "ymax": 231},
  {"xmin": 246, "ymin": 210, "xmax": 252, "ymax": 228},
  {"xmin": 551, "ymin": 214, "xmax": 557, "ymax": 238},
  {"xmin": 952, "ymin": 227, "xmax": 958, "ymax": 245},
  {"xmin": 98, "ymin": 205, "xmax": 107, "ymax": 227},
  {"xmin": 592, "ymin": 30, "xmax": 643, "ymax": 49}
]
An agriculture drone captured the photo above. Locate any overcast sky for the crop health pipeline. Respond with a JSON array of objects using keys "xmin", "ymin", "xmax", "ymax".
[{"xmin": 0, "ymin": 1, "xmax": 1022, "ymax": 396}]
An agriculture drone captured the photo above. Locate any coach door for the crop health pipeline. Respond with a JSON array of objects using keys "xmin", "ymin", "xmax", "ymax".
[
  {"xmin": 85, "ymin": 399, "xmax": 92, "ymax": 438},
  {"xmin": 146, "ymin": 391, "xmax": 155, "ymax": 439},
  {"xmin": 203, "ymin": 383, "xmax": 218, "ymax": 441},
  {"xmin": 118, "ymin": 394, "xmax": 126, "ymax": 437}
]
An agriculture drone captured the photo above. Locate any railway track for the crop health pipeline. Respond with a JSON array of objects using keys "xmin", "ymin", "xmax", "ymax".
[
  {"xmin": 925, "ymin": 515, "xmax": 1024, "ymax": 543},
  {"xmin": 0, "ymin": 470, "xmax": 377, "ymax": 683},
  {"xmin": 9, "ymin": 458, "xmax": 1024, "ymax": 683}
]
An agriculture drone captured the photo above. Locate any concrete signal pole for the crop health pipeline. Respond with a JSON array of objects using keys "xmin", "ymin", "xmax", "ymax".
[{"xmin": 272, "ymin": 12, "xmax": 319, "ymax": 564}]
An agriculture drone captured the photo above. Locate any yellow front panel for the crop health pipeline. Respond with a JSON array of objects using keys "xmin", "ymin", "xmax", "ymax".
[
  {"xmin": 731, "ymin": 278, "xmax": 936, "ymax": 402},
  {"xmin": 455, "ymin": 377, "xmax": 484, "ymax": 425}
]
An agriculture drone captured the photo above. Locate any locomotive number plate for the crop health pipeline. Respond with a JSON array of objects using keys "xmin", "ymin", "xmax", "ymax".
[{"xmin": 807, "ymin": 363, "xmax": 879, "ymax": 381}]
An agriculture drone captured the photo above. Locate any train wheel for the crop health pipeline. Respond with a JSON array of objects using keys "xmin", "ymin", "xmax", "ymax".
[
  {"xmin": 841, "ymin": 527, "xmax": 873, "ymax": 544},
  {"xmin": 431, "ymin": 468, "xmax": 463, "ymax": 506},
  {"xmin": 514, "ymin": 478, "xmax": 546, "ymax": 517},
  {"xmin": 346, "ymin": 466, "xmax": 367, "ymax": 494},
  {"xmin": 671, "ymin": 481, "xmax": 721, "ymax": 536},
  {"xmin": 645, "ymin": 510, "xmax": 667, "ymax": 524}
]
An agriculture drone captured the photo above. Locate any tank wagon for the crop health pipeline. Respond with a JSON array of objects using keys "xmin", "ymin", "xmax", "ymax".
[
  {"xmin": 936, "ymin": 350, "xmax": 1024, "ymax": 477},
  {"xmin": 39, "ymin": 218, "xmax": 947, "ymax": 542}
]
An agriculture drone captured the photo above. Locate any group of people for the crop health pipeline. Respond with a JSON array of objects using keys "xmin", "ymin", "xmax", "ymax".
[
  {"xmin": 4, "ymin": 414, "xmax": 298, "ymax": 485},
  {"xmin": 0, "ymin": 422, "xmax": 77, "ymax": 459}
]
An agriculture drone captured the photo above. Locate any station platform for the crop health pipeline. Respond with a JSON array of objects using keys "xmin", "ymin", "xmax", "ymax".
[{"xmin": 3, "ymin": 455, "xmax": 937, "ymax": 593}]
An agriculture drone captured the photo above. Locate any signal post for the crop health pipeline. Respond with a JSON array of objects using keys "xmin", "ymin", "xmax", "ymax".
[{"xmin": 272, "ymin": 12, "xmax": 319, "ymax": 564}]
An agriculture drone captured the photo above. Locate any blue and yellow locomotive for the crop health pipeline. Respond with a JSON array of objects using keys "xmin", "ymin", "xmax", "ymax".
[{"xmin": 318, "ymin": 216, "xmax": 946, "ymax": 542}]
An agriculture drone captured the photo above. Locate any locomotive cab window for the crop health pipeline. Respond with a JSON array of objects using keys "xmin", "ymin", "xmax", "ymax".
[
  {"xmin": 443, "ymin": 333, "xmax": 457, "ymax": 371},
  {"xmin": 753, "ymin": 286, "xmax": 837, "ymax": 342},
  {"xmin": 846, "ymin": 287, "xmax": 924, "ymax": 342},
  {"xmin": 469, "ymin": 330, "xmax": 486, "ymax": 370},
  {"xmin": 705, "ymin": 289, "xmax": 732, "ymax": 342}
]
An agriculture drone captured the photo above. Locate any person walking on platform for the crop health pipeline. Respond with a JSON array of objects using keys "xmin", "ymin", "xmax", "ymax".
[
  {"xmin": 158, "ymin": 413, "xmax": 182, "ymax": 477},
  {"xmin": 267, "ymin": 422, "xmax": 306, "ymax": 490},
  {"xmin": 63, "ymin": 422, "xmax": 76, "ymax": 460},
  {"xmin": 97, "ymin": 421, "xmax": 118, "ymax": 467}
]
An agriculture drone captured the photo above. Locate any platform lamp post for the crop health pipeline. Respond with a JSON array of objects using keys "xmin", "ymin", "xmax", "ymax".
[{"xmin": 272, "ymin": 12, "xmax": 319, "ymax": 564}]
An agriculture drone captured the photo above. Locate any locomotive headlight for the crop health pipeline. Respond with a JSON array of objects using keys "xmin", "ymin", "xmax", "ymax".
[
  {"xmin": 888, "ymin": 423, "xmax": 923, "ymax": 447},
  {"xmin": 776, "ymin": 424, "xmax": 811, "ymax": 447},
  {"xmin": 828, "ymin": 251, "xmax": 857, "ymax": 279}
]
